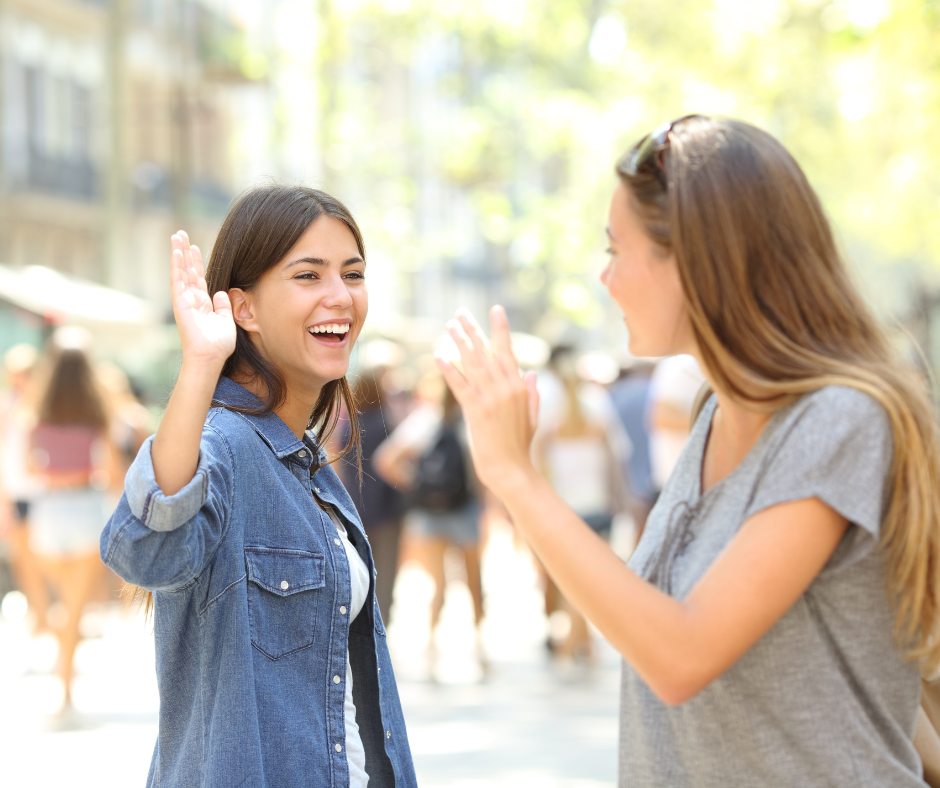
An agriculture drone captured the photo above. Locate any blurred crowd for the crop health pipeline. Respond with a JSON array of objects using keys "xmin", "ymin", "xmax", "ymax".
[
  {"xmin": 0, "ymin": 330, "xmax": 707, "ymax": 707},
  {"xmin": 0, "ymin": 329, "xmax": 152, "ymax": 726},
  {"xmin": 330, "ymin": 341, "xmax": 707, "ymax": 678}
]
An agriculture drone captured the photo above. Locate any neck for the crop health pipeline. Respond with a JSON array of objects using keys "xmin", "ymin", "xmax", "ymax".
[
  {"xmin": 711, "ymin": 390, "xmax": 772, "ymax": 446},
  {"xmin": 236, "ymin": 373, "xmax": 321, "ymax": 440},
  {"xmin": 694, "ymin": 352, "xmax": 774, "ymax": 491}
]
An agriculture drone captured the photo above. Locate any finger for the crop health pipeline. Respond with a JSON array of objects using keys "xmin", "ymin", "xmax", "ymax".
[
  {"xmin": 212, "ymin": 290, "xmax": 233, "ymax": 319},
  {"xmin": 434, "ymin": 353, "xmax": 473, "ymax": 404},
  {"xmin": 455, "ymin": 307, "xmax": 491, "ymax": 355},
  {"xmin": 489, "ymin": 304, "xmax": 520, "ymax": 377},
  {"xmin": 181, "ymin": 239, "xmax": 198, "ymax": 289},
  {"xmin": 177, "ymin": 229, "xmax": 191, "ymax": 248},
  {"xmin": 447, "ymin": 320, "xmax": 498, "ymax": 389},
  {"xmin": 171, "ymin": 248, "xmax": 186, "ymax": 294},
  {"xmin": 451, "ymin": 309, "xmax": 497, "ymax": 383},
  {"xmin": 524, "ymin": 370, "xmax": 540, "ymax": 432},
  {"xmin": 191, "ymin": 245, "xmax": 209, "ymax": 293}
]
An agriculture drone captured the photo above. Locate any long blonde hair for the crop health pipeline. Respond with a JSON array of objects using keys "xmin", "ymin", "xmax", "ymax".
[{"xmin": 618, "ymin": 116, "xmax": 940, "ymax": 673}]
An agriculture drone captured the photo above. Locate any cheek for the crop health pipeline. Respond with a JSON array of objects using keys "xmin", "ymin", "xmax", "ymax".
[{"xmin": 354, "ymin": 285, "xmax": 368, "ymax": 321}]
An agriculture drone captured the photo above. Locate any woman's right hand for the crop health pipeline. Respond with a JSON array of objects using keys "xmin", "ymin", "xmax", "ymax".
[{"xmin": 171, "ymin": 231, "xmax": 236, "ymax": 367}]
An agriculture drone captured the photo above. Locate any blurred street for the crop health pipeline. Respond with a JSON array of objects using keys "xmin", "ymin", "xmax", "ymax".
[{"xmin": 0, "ymin": 518, "xmax": 622, "ymax": 788}]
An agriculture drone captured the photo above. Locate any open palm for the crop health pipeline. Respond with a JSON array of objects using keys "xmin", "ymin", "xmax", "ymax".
[{"xmin": 171, "ymin": 231, "xmax": 236, "ymax": 366}]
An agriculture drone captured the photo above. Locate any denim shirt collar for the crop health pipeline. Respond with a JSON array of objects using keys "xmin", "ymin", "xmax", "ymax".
[{"xmin": 212, "ymin": 377, "xmax": 324, "ymax": 466}]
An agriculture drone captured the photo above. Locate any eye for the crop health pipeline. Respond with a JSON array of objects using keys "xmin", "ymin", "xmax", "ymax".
[
  {"xmin": 343, "ymin": 271, "xmax": 365, "ymax": 281},
  {"xmin": 605, "ymin": 247, "xmax": 615, "ymax": 255},
  {"xmin": 294, "ymin": 271, "xmax": 319, "ymax": 280}
]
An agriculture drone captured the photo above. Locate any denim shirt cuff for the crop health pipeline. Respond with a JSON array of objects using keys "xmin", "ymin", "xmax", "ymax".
[{"xmin": 125, "ymin": 435, "xmax": 210, "ymax": 533}]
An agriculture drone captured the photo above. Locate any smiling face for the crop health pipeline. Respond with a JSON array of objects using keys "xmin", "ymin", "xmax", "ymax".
[
  {"xmin": 230, "ymin": 215, "xmax": 367, "ymax": 403},
  {"xmin": 601, "ymin": 182, "xmax": 693, "ymax": 358}
]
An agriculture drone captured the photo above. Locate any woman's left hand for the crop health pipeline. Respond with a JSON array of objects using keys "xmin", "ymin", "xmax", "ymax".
[{"xmin": 435, "ymin": 306, "xmax": 540, "ymax": 499}]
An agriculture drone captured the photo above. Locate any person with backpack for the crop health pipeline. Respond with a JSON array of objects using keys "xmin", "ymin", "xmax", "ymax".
[{"xmin": 374, "ymin": 373, "xmax": 487, "ymax": 679}]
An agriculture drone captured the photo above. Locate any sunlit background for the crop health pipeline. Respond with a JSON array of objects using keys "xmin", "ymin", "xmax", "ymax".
[
  {"xmin": 0, "ymin": 1, "xmax": 938, "ymax": 785},
  {"xmin": 1, "ymin": 0, "xmax": 939, "ymax": 387}
]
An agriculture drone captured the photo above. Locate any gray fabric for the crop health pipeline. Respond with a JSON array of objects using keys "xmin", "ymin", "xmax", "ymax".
[{"xmin": 620, "ymin": 385, "xmax": 925, "ymax": 788}]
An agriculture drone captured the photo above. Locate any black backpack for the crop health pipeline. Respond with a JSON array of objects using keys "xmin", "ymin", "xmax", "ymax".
[{"xmin": 410, "ymin": 424, "xmax": 470, "ymax": 512}]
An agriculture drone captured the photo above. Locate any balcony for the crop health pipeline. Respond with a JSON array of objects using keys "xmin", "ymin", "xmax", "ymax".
[{"xmin": 26, "ymin": 148, "xmax": 99, "ymax": 201}]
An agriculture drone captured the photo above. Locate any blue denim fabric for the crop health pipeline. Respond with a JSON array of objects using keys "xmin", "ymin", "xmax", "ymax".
[{"xmin": 101, "ymin": 377, "xmax": 417, "ymax": 788}]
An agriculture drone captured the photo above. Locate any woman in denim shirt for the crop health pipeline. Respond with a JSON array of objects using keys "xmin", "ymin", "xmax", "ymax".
[{"xmin": 101, "ymin": 185, "xmax": 417, "ymax": 788}]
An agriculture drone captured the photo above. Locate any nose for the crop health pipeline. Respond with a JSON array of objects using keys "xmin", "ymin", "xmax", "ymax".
[
  {"xmin": 599, "ymin": 262, "xmax": 611, "ymax": 287},
  {"xmin": 323, "ymin": 272, "xmax": 353, "ymax": 309}
]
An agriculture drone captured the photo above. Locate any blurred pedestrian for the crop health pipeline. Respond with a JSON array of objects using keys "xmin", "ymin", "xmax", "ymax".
[
  {"xmin": 647, "ymin": 353, "xmax": 705, "ymax": 492},
  {"xmin": 338, "ymin": 367, "xmax": 408, "ymax": 625},
  {"xmin": 96, "ymin": 360, "xmax": 153, "ymax": 481},
  {"xmin": 608, "ymin": 361, "xmax": 657, "ymax": 542},
  {"xmin": 100, "ymin": 186, "xmax": 417, "ymax": 788},
  {"xmin": 437, "ymin": 115, "xmax": 940, "ymax": 787},
  {"xmin": 0, "ymin": 344, "xmax": 50, "ymax": 630},
  {"xmin": 374, "ymin": 373, "xmax": 487, "ymax": 678},
  {"xmin": 535, "ymin": 362, "xmax": 629, "ymax": 664},
  {"xmin": 27, "ymin": 329, "xmax": 117, "ymax": 718}
]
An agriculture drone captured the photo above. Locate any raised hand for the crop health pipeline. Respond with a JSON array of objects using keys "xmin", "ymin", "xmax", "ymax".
[
  {"xmin": 434, "ymin": 306, "xmax": 540, "ymax": 499},
  {"xmin": 171, "ymin": 231, "xmax": 236, "ymax": 368}
]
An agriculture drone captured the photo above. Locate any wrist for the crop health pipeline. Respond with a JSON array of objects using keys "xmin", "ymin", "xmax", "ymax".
[
  {"xmin": 178, "ymin": 355, "xmax": 226, "ymax": 379},
  {"xmin": 487, "ymin": 462, "xmax": 545, "ymax": 504}
]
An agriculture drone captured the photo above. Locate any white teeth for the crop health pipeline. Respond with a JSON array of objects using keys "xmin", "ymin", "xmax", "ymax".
[{"xmin": 310, "ymin": 324, "xmax": 350, "ymax": 335}]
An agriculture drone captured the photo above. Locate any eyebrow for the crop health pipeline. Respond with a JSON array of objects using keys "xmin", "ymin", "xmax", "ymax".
[{"xmin": 283, "ymin": 255, "xmax": 365, "ymax": 270}]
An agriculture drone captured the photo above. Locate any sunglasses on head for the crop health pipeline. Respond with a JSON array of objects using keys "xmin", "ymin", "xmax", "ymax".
[{"xmin": 626, "ymin": 114, "xmax": 707, "ymax": 187}]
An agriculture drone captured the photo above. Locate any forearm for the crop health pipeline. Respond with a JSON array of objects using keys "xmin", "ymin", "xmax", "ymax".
[
  {"xmin": 152, "ymin": 360, "xmax": 223, "ymax": 496},
  {"xmin": 498, "ymin": 469, "xmax": 700, "ymax": 702}
]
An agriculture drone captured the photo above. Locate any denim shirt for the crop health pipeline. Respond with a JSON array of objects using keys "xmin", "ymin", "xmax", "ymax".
[{"xmin": 101, "ymin": 377, "xmax": 417, "ymax": 788}]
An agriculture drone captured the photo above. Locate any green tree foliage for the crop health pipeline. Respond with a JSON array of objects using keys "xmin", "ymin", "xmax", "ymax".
[{"xmin": 311, "ymin": 0, "xmax": 940, "ymax": 329}]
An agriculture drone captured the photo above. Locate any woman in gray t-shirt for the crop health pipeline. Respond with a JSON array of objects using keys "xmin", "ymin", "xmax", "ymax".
[{"xmin": 436, "ymin": 116, "xmax": 940, "ymax": 787}]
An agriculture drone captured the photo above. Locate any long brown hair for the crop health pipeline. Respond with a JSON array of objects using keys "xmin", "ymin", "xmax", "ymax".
[
  {"xmin": 206, "ymin": 183, "xmax": 362, "ymax": 470},
  {"xmin": 617, "ymin": 116, "xmax": 940, "ymax": 673},
  {"xmin": 38, "ymin": 346, "xmax": 109, "ymax": 429},
  {"xmin": 128, "ymin": 185, "xmax": 365, "ymax": 619}
]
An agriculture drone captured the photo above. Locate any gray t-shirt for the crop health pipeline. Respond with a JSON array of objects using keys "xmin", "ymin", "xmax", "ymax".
[{"xmin": 620, "ymin": 385, "xmax": 924, "ymax": 787}]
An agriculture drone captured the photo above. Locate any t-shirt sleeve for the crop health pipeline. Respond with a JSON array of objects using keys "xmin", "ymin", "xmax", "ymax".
[{"xmin": 746, "ymin": 386, "xmax": 893, "ymax": 574}]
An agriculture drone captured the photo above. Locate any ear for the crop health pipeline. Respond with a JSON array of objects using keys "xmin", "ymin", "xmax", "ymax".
[{"xmin": 228, "ymin": 288, "xmax": 259, "ymax": 334}]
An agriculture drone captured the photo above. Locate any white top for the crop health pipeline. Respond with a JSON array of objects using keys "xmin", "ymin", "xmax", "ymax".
[
  {"xmin": 0, "ymin": 394, "xmax": 41, "ymax": 498},
  {"xmin": 326, "ymin": 509, "xmax": 371, "ymax": 788},
  {"xmin": 382, "ymin": 401, "xmax": 442, "ymax": 455},
  {"xmin": 648, "ymin": 355, "xmax": 706, "ymax": 489},
  {"xmin": 544, "ymin": 436, "xmax": 613, "ymax": 515}
]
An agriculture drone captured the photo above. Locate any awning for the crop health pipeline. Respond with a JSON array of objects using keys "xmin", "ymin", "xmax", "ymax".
[{"xmin": 0, "ymin": 264, "xmax": 155, "ymax": 327}]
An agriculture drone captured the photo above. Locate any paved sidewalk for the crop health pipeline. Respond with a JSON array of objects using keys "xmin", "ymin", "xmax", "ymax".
[{"xmin": 0, "ymin": 521, "xmax": 621, "ymax": 787}]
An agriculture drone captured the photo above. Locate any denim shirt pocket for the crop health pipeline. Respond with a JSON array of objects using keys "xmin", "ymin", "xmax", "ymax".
[{"xmin": 245, "ymin": 547, "xmax": 325, "ymax": 660}]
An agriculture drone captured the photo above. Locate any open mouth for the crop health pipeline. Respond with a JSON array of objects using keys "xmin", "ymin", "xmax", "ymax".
[{"xmin": 308, "ymin": 323, "xmax": 350, "ymax": 344}]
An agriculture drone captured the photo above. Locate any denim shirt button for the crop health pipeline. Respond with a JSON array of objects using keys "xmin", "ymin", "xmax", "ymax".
[
  {"xmin": 386, "ymin": 731, "xmax": 391, "ymax": 738},
  {"xmin": 298, "ymin": 449, "xmax": 306, "ymax": 458},
  {"xmin": 340, "ymin": 606, "xmax": 347, "ymax": 615},
  {"xmin": 333, "ymin": 675, "xmax": 341, "ymax": 684},
  {"xmin": 335, "ymin": 743, "xmax": 342, "ymax": 752},
  {"xmin": 315, "ymin": 487, "xmax": 321, "ymax": 493},
  {"xmin": 280, "ymin": 581, "xmax": 289, "ymax": 590}
]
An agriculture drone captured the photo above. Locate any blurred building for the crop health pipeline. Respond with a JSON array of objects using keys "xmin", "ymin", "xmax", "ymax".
[
  {"xmin": 0, "ymin": 0, "xmax": 258, "ymax": 300},
  {"xmin": 0, "ymin": 0, "xmax": 266, "ymax": 383}
]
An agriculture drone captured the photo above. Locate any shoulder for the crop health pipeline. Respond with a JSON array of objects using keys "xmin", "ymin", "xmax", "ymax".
[
  {"xmin": 764, "ymin": 385, "xmax": 894, "ymax": 478},
  {"xmin": 200, "ymin": 408, "xmax": 256, "ymax": 470},
  {"xmin": 786, "ymin": 385, "xmax": 889, "ymax": 436}
]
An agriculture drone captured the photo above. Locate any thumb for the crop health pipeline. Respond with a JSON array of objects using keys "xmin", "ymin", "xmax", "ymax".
[{"xmin": 212, "ymin": 290, "xmax": 233, "ymax": 318}]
